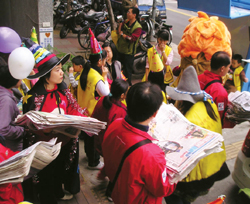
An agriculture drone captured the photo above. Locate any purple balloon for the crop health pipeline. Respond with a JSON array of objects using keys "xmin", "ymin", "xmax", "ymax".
[{"xmin": 0, "ymin": 27, "xmax": 21, "ymax": 53}]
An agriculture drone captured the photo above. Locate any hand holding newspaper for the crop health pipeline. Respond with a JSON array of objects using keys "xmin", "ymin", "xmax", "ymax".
[
  {"xmin": 148, "ymin": 103, "xmax": 224, "ymax": 184},
  {"xmin": 0, "ymin": 138, "xmax": 61, "ymax": 185},
  {"xmin": 15, "ymin": 111, "xmax": 107, "ymax": 138}
]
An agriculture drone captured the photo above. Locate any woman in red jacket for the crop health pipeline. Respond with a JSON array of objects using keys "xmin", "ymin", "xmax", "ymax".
[
  {"xmin": 91, "ymin": 79, "xmax": 129, "ymax": 155},
  {"xmin": 0, "ymin": 143, "xmax": 24, "ymax": 204}
]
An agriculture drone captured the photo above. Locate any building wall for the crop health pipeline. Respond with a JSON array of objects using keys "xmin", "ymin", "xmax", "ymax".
[{"xmin": 0, "ymin": 0, "xmax": 52, "ymax": 42}]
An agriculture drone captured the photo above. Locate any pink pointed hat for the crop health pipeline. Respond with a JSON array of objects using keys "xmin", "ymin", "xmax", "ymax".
[{"xmin": 89, "ymin": 28, "xmax": 102, "ymax": 55}]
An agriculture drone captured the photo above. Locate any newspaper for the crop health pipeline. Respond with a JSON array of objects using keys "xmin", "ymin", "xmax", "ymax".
[
  {"xmin": 226, "ymin": 91, "xmax": 250, "ymax": 122},
  {"xmin": 148, "ymin": 103, "xmax": 224, "ymax": 184},
  {"xmin": 0, "ymin": 138, "xmax": 61, "ymax": 184},
  {"xmin": 15, "ymin": 111, "xmax": 107, "ymax": 137}
]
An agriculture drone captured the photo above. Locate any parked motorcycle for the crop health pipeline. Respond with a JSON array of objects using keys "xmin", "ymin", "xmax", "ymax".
[
  {"xmin": 140, "ymin": 8, "xmax": 173, "ymax": 45},
  {"xmin": 78, "ymin": 8, "xmax": 110, "ymax": 49},
  {"xmin": 53, "ymin": 0, "xmax": 67, "ymax": 29},
  {"xmin": 59, "ymin": 1, "xmax": 91, "ymax": 39},
  {"xmin": 132, "ymin": 38, "xmax": 153, "ymax": 74}
]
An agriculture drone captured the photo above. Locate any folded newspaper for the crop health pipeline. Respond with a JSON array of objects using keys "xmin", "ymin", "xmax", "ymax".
[
  {"xmin": 148, "ymin": 103, "xmax": 224, "ymax": 184},
  {"xmin": 226, "ymin": 91, "xmax": 250, "ymax": 122},
  {"xmin": 15, "ymin": 111, "xmax": 107, "ymax": 137},
  {"xmin": 0, "ymin": 138, "xmax": 61, "ymax": 184}
]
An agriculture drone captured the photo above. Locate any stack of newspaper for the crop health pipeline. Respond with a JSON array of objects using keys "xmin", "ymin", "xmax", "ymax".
[
  {"xmin": 15, "ymin": 111, "xmax": 107, "ymax": 137},
  {"xmin": 148, "ymin": 103, "xmax": 224, "ymax": 184},
  {"xmin": 0, "ymin": 138, "xmax": 61, "ymax": 184},
  {"xmin": 226, "ymin": 91, "xmax": 250, "ymax": 123}
]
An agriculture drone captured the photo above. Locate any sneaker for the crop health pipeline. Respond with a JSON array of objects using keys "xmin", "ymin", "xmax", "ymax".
[
  {"xmin": 87, "ymin": 161, "xmax": 104, "ymax": 170},
  {"xmin": 60, "ymin": 193, "xmax": 73, "ymax": 200}
]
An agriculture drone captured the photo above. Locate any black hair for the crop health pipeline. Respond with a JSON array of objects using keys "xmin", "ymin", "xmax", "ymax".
[
  {"xmin": 72, "ymin": 55, "xmax": 85, "ymax": 67},
  {"xmin": 232, "ymin": 54, "xmax": 243, "ymax": 64},
  {"xmin": 37, "ymin": 70, "xmax": 51, "ymax": 86},
  {"xmin": 0, "ymin": 57, "xmax": 20, "ymax": 89},
  {"xmin": 126, "ymin": 82, "xmax": 163, "ymax": 123},
  {"xmin": 176, "ymin": 100, "xmax": 217, "ymax": 121},
  {"xmin": 158, "ymin": 30, "xmax": 169, "ymax": 41},
  {"xmin": 103, "ymin": 79, "xmax": 129, "ymax": 109},
  {"xmin": 130, "ymin": 7, "xmax": 139, "ymax": 19},
  {"xmin": 102, "ymin": 41, "xmax": 118, "ymax": 62},
  {"xmin": 211, "ymin": 51, "xmax": 231, "ymax": 71},
  {"xmin": 80, "ymin": 50, "xmax": 107, "ymax": 91}
]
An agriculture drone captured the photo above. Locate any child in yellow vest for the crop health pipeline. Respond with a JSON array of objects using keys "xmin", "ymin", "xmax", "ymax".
[
  {"xmin": 68, "ymin": 56, "xmax": 85, "ymax": 99},
  {"xmin": 231, "ymin": 54, "xmax": 248, "ymax": 91},
  {"xmin": 143, "ymin": 29, "xmax": 174, "ymax": 91}
]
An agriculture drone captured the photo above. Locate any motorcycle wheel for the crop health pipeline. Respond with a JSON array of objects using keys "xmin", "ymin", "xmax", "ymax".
[
  {"xmin": 140, "ymin": 21, "xmax": 150, "ymax": 40},
  {"xmin": 60, "ymin": 26, "xmax": 70, "ymax": 39},
  {"xmin": 78, "ymin": 27, "xmax": 90, "ymax": 49},
  {"xmin": 165, "ymin": 29, "xmax": 172, "ymax": 46}
]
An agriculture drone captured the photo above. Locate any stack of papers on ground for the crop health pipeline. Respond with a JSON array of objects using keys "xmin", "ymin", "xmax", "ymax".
[
  {"xmin": 15, "ymin": 111, "xmax": 107, "ymax": 138},
  {"xmin": 226, "ymin": 91, "xmax": 250, "ymax": 122},
  {"xmin": 148, "ymin": 103, "xmax": 224, "ymax": 184},
  {"xmin": 0, "ymin": 138, "xmax": 61, "ymax": 184}
]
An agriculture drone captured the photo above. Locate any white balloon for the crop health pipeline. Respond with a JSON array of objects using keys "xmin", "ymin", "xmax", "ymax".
[{"xmin": 8, "ymin": 47, "xmax": 35, "ymax": 79}]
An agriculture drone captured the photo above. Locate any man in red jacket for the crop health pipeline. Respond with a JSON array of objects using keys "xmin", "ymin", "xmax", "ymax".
[
  {"xmin": 198, "ymin": 51, "xmax": 234, "ymax": 128},
  {"xmin": 102, "ymin": 82, "xmax": 176, "ymax": 204}
]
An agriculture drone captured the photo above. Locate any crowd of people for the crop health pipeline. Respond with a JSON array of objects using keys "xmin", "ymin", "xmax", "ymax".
[{"xmin": 0, "ymin": 5, "xmax": 248, "ymax": 204}]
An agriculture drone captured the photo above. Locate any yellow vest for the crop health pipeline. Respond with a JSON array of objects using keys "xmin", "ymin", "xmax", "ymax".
[
  {"xmin": 18, "ymin": 79, "xmax": 32, "ymax": 96},
  {"xmin": 142, "ymin": 45, "xmax": 173, "ymax": 84},
  {"xmin": 69, "ymin": 72, "xmax": 81, "ymax": 99},
  {"xmin": 183, "ymin": 100, "xmax": 226, "ymax": 182},
  {"xmin": 233, "ymin": 65, "xmax": 244, "ymax": 91},
  {"xmin": 77, "ymin": 68, "xmax": 104, "ymax": 116}
]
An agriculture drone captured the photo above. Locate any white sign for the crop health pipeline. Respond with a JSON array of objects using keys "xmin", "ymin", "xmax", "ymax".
[{"xmin": 39, "ymin": 27, "xmax": 53, "ymax": 48}]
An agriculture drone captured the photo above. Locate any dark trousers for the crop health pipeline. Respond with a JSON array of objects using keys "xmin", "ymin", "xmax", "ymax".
[
  {"xmin": 165, "ymin": 194, "xmax": 191, "ymax": 204},
  {"xmin": 119, "ymin": 53, "xmax": 134, "ymax": 86},
  {"xmin": 82, "ymin": 131, "xmax": 100, "ymax": 167},
  {"xmin": 23, "ymin": 141, "xmax": 80, "ymax": 204}
]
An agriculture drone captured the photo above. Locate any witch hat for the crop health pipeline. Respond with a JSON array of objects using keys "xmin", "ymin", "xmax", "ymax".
[
  {"xmin": 21, "ymin": 37, "xmax": 70, "ymax": 79},
  {"xmin": 89, "ymin": 28, "xmax": 102, "ymax": 55},
  {"xmin": 30, "ymin": 27, "xmax": 39, "ymax": 44}
]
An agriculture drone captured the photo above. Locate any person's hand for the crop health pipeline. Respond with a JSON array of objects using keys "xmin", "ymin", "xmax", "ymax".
[
  {"xmin": 244, "ymin": 77, "xmax": 249, "ymax": 83},
  {"xmin": 159, "ymin": 43, "xmax": 166, "ymax": 52},
  {"xmin": 134, "ymin": 4, "xmax": 138, "ymax": 8},
  {"xmin": 102, "ymin": 66, "xmax": 108, "ymax": 79},
  {"xmin": 69, "ymin": 67, "xmax": 74, "ymax": 74},
  {"xmin": 119, "ymin": 31, "xmax": 123, "ymax": 36}
]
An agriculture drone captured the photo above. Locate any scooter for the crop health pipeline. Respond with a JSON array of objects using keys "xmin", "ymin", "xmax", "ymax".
[
  {"xmin": 53, "ymin": 0, "xmax": 67, "ymax": 29},
  {"xmin": 140, "ymin": 8, "xmax": 173, "ymax": 45},
  {"xmin": 133, "ymin": 37, "xmax": 153, "ymax": 75},
  {"xmin": 59, "ymin": 1, "xmax": 91, "ymax": 39}
]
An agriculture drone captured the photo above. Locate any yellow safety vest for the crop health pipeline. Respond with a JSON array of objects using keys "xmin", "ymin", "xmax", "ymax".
[
  {"xmin": 142, "ymin": 45, "xmax": 173, "ymax": 84},
  {"xmin": 233, "ymin": 65, "xmax": 244, "ymax": 91},
  {"xmin": 18, "ymin": 79, "xmax": 32, "ymax": 96},
  {"xmin": 77, "ymin": 68, "xmax": 104, "ymax": 116},
  {"xmin": 182, "ymin": 100, "xmax": 226, "ymax": 182}
]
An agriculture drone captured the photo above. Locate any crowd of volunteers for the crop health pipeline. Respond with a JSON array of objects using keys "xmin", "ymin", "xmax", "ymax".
[{"xmin": 0, "ymin": 5, "xmax": 248, "ymax": 204}]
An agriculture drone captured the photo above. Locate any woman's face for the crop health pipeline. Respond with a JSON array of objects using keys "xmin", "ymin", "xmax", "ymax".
[
  {"xmin": 47, "ymin": 63, "xmax": 64, "ymax": 85},
  {"xmin": 104, "ymin": 46, "xmax": 113, "ymax": 62}
]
